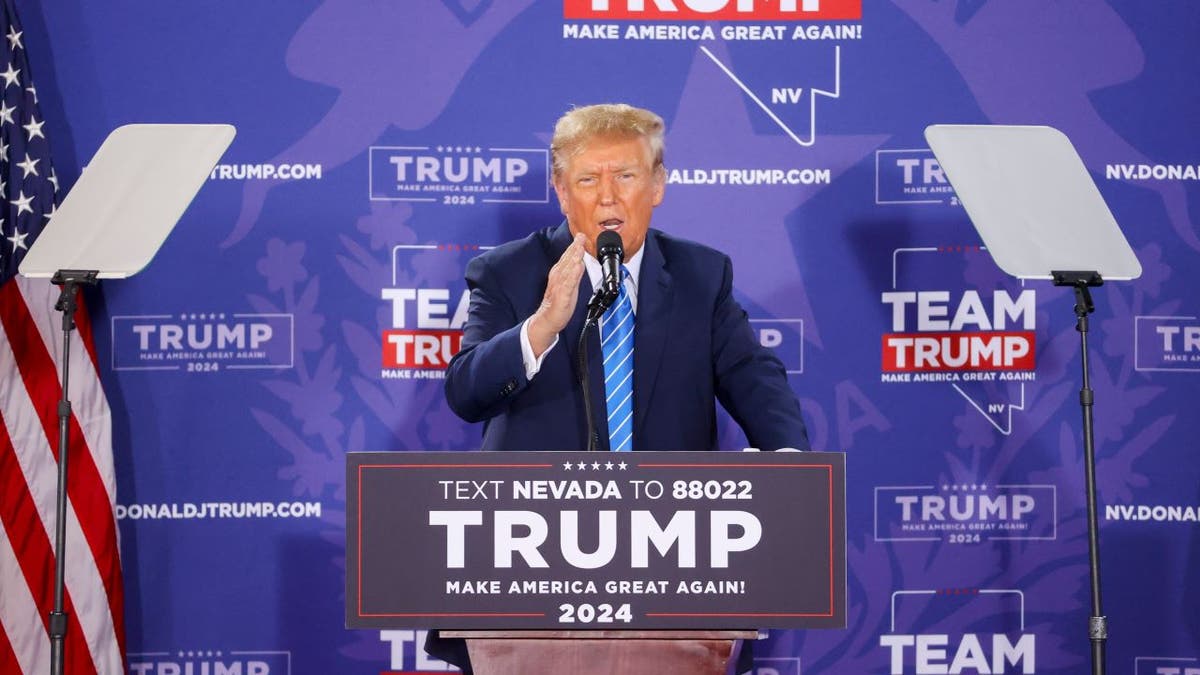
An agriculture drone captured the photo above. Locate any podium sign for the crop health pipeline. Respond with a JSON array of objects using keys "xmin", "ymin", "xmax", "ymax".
[{"xmin": 346, "ymin": 451, "xmax": 845, "ymax": 630}]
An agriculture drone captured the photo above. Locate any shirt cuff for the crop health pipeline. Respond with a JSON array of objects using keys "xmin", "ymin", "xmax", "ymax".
[{"xmin": 520, "ymin": 317, "xmax": 558, "ymax": 380}]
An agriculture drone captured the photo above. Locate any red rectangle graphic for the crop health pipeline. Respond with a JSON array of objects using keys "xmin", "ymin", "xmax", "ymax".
[
  {"xmin": 383, "ymin": 330, "xmax": 463, "ymax": 369},
  {"xmin": 882, "ymin": 331, "xmax": 1036, "ymax": 372}
]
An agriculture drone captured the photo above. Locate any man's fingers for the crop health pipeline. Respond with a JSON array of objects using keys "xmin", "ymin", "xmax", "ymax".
[
  {"xmin": 564, "ymin": 235, "xmax": 585, "ymax": 265},
  {"xmin": 550, "ymin": 235, "xmax": 586, "ymax": 286},
  {"xmin": 542, "ymin": 233, "xmax": 588, "ymax": 318}
]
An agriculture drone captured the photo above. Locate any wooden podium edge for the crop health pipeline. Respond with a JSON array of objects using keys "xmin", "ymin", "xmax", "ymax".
[{"xmin": 446, "ymin": 630, "xmax": 759, "ymax": 675}]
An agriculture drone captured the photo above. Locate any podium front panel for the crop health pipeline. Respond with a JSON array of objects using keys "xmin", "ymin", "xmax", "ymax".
[{"xmin": 346, "ymin": 451, "xmax": 846, "ymax": 630}]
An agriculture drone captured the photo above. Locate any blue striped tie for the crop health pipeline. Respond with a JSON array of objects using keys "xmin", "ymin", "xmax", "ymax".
[{"xmin": 601, "ymin": 267, "xmax": 634, "ymax": 452}]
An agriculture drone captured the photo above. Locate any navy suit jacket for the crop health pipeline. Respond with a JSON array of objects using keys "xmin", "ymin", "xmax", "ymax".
[{"xmin": 444, "ymin": 223, "xmax": 809, "ymax": 451}]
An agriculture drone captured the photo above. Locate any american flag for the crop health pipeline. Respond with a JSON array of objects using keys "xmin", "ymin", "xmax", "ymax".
[{"xmin": 0, "ymin": 1, "xmax": 127, "ymax": 674}]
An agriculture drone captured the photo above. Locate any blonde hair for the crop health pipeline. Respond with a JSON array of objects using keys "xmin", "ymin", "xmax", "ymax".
[{"xmin": 551, "ymin": 103, "xmax": 665, "ymax": 177}]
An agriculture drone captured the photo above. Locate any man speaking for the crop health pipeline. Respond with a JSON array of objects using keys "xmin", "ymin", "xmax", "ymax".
[
  {"xmin": 444, "ymin": 103, "xmax": 809, "ymax": 453},
  {"xmin": 433, "ymin": 103, "xmax": 810, "ymax": 673}
]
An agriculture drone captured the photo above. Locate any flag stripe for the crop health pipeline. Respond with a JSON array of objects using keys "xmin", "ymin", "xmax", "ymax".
[
  {"xmin": 14, "ymin": 276, "xmax": 120, "ymax": 512},
  {"xmin": 0, "ymin": 408, "xmax": 99, "ymax": 675},
  {"xmin": 0, "ymin": 281, "xmax": 124, "ymax": 602},
  {"xmin": 0, "ymin": 343, "xmax": 117, "ymax": 675},
  {"xmin": 11, "ymin": 278, "xmax": 124, "ymax": 624},
  {"xmin": 0, "ymin": 521, "xmax": 50, "ymax": 675},
  {"xmin": 18, "ymin": 281, "xmax": 126, "ymax": 669},
  {"xmin": 0, "ymin": 293, "xmax": 123, "ymax": 675},
  {"xmin": 0, "ymin": 415, "xmax": 53, "ymax": 639}
]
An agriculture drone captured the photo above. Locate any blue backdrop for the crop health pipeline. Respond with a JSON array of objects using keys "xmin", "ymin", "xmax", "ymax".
[{"xmin": 21, "ymin": 1, "xmax": 1200, "ymax": 673}]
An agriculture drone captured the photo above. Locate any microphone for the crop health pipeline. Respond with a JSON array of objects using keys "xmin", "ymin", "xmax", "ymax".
[
  {"xmin": 585, "ymin": 231, "xmax": 624, "ymax": 324},
  {"xmin": 597, "ymin": 230, "xmax": 624, "ymax": 297}
]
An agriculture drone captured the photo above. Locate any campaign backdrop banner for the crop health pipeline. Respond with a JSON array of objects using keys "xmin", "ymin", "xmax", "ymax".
[{"xmin": 15, "ymin": 1, "xmax": 1200, "ymax": 673}]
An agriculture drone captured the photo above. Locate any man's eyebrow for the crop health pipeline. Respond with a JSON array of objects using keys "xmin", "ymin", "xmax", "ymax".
[{"xmin": 574, "ymin": 161, "xmax": 640, "ymax": 174}]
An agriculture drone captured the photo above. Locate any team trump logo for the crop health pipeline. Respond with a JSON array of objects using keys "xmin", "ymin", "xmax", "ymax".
[
  {"xmin": 381, "ymin": 285, "xmax": 465, "ymax": 372},
  {"xmin": 563, "ymin": 0, "xmax": 862, "ymax": 21},
  {"xmin": 881, "ymin": 588, "xmax": 1036, "ymax": 674},
  {"xmin": 880, "ymin": 290, "xmax": 1036, "ymax": 377},
  {"xmin": 381, "ymin": 244, "xmax": 489, "ymax": 378},
  {"xmin": 381, "ymin": 286, "xmax": 468, "ymax": 375},
  {"xmin": 881, "ymin": 247, "xmax": 1036, "ymax": 434}
]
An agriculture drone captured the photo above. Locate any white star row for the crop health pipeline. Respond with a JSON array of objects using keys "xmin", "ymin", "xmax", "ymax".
[
  {"xmin": 941, "ymin": 484, "xmax": 990, "ymax": 491},
  {"xmin": 563, "ymin": 461, "xmax": 628, "ymax": 471}
]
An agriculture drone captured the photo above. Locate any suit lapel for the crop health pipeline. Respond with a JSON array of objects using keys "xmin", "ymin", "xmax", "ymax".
[
  {"xmin": 633, "ymin": 231, "xmax": 673, "ymax": 441},
  {"xmin": 545, "ymin": 221, "xmax": 574, "ymax": 263}
]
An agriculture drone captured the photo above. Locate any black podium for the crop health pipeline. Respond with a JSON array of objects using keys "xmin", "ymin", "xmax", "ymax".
[{"xmin": 347, "ymin": 450, "xmax": 846, "ymax": 674}]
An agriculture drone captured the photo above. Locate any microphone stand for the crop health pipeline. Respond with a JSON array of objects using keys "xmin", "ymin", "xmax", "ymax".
[{"xmin": 577, "ymin": 231, "xmax": 624, "ymax": 452}]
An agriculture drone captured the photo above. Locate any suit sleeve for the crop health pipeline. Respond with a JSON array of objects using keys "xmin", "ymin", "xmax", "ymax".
[
  {"xmin": 443, "ymin": 255, "xmax": 531, "ymax": 423},
  {"xmin": 710, "ymin": 255, "xmax": 812, "ymax": 451}
]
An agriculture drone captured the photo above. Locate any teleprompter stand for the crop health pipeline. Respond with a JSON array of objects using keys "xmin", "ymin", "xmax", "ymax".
[
  {"xmin": 1051, "ymin": 270, "xmax": 1108, "ymax": 671},
  {"xmin": 44, "ymin": 270, "xmax": 98, "ymax": 673},
  {"xmin": 19, "ymin": 124, "xmax": 236, "ymax": 675},
  {"xmin": 926, "ymin": 125, "xmax": 1143, "ymax": 675}
]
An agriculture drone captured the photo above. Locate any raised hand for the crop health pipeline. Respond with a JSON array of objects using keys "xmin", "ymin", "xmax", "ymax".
[{"xmin": 527, "ymin": 232, "xmax": 586, "ymax": 357}]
